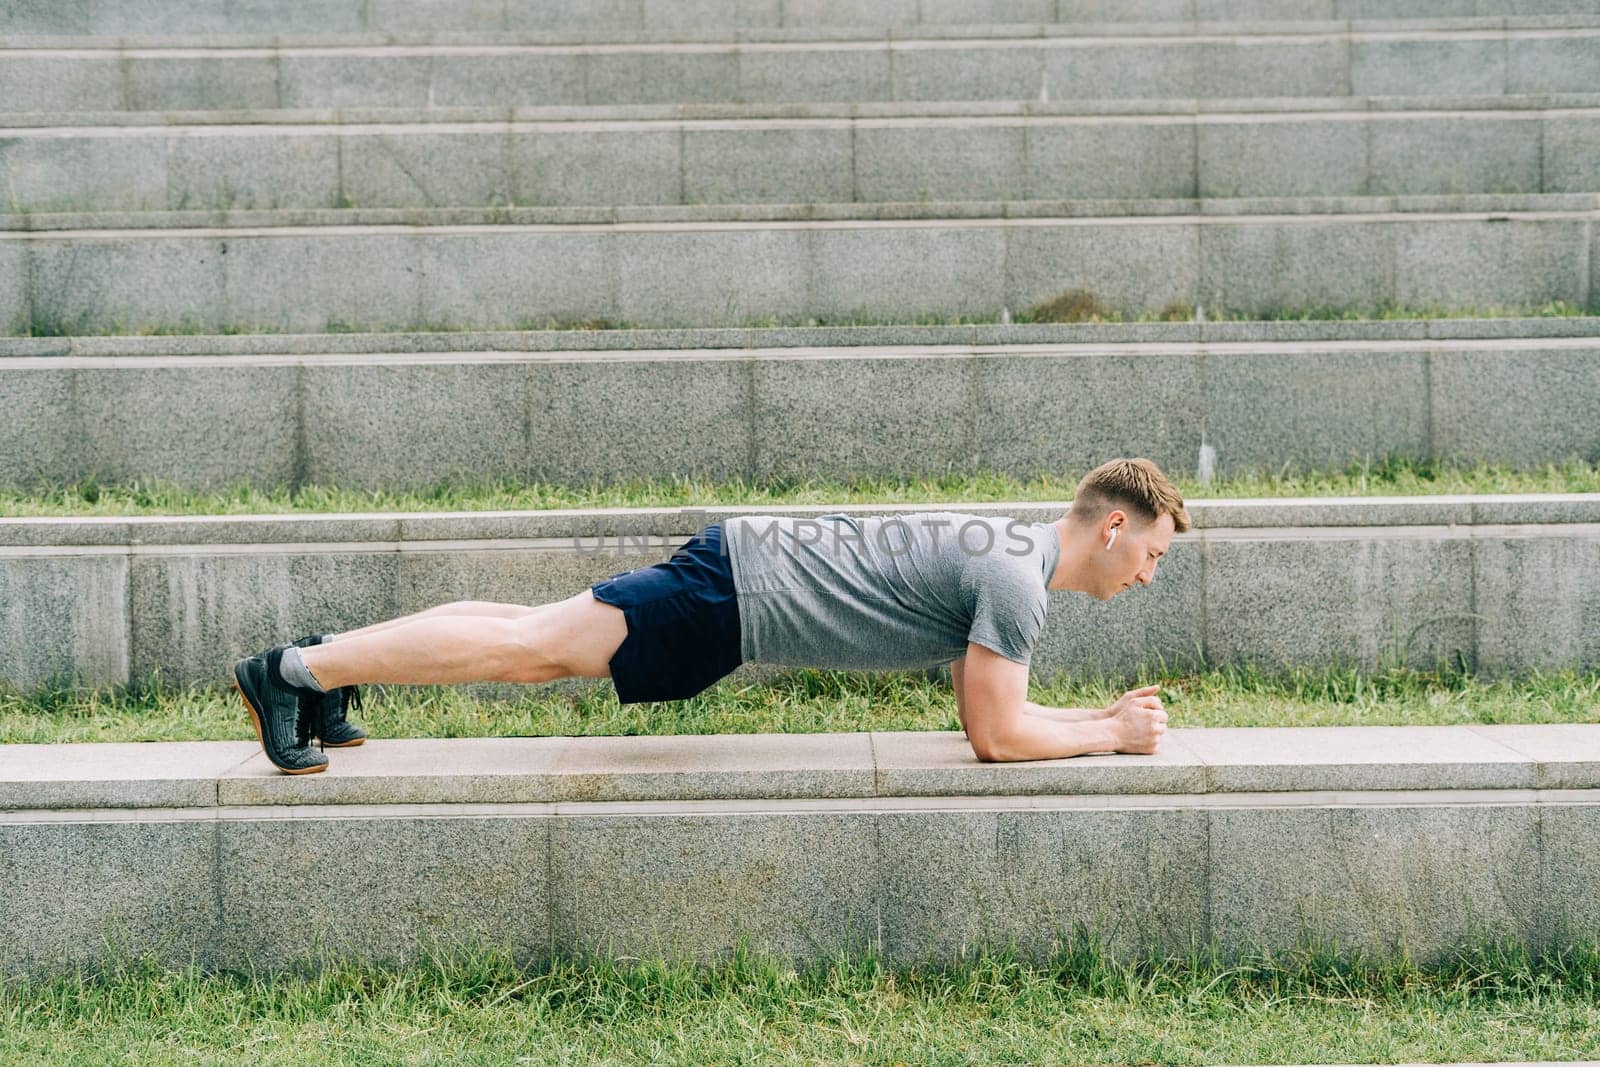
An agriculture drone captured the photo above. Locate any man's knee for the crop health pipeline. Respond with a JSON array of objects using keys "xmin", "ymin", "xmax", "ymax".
[{"xmin": 503, "ymin": 595, "xmax": 626, "ymax": 683}]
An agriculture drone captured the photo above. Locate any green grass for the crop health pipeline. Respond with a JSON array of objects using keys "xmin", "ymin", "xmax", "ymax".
[
  {"xmin": 12, "ymin": 297, "xmax": 1593, "ymax": 337},
  {"xmin": 5, "ymin": 936, "xmax": 1600, "ymax": 1064},
  {"xmin": 6, "ymin": 663, "xmax": 1597, "ymax": 745},
  {"xmin": 4, "ymin": 458, "xmax": 1599, "ymax": 519}
]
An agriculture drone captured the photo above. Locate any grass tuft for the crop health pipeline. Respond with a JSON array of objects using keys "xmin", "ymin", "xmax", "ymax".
[
  {"xmin": 4, "ymin": 933, "xmax": 1600, "ymax": 1063},
  {"xmin": 3, "ymin": 457, "xmax": 1598, "ymax": 519},
  {"xmin": 3, "ymin": 662, "xmax": 1596, "ymax": 744}
]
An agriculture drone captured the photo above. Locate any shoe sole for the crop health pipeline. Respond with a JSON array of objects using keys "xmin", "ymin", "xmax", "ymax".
[
  {"xmin": 320, "ymin": 736, "xmax": 365, "ymax": 748},
  {"xmin": 233, "ymin": 664, "xmax": 327, "ymax": 776}
]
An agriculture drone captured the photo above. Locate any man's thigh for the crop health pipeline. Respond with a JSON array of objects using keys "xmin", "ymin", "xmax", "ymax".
[{"xmin": 517, "ymin": 590, "xmax": 628, "ymax": 679}]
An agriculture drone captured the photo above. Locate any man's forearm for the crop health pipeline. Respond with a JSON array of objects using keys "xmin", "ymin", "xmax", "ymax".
[
  {"xmin": 980, "ymin": 714, "xmax": 1121, "ymax": 762},
  {"xmin": 1022, "ymin": 701, "xmax": 1108, "ymax": 724}
]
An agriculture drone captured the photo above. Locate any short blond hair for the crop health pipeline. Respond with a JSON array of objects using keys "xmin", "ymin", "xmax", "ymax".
[{"xmin": 1069, "ymin": 458, "xmax": 1191, "ymax": 534}]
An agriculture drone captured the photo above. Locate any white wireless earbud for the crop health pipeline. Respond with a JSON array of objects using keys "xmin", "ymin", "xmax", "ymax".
[{"xmin": 1106, "ymin": 528, "xmax": 1118, "ymax": 550}]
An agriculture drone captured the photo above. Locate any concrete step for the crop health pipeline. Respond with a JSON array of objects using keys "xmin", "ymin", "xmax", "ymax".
[
  {"xmin": 4, "ymin": 330, "xmax": 1598, "ymax": 492},
  {"xmin": 2, "ymin": 198, "xmax": 1595, "ymax": 336},
  {"xmin": 3, "ymin": 23, "xmax": 1597, "ymax": 113},
  {"xmin": 3, "ymin": 495, "xmax": 1598, "ymax": 688},
  {"xmin": 8, "ymin": 15, "xmax": 1599, "ymax": 46},
  {"xmin": 6, "ymin": 313, "xmax": 1597, "ymax": 353},
  {"xmin": 8, "ymin": 92, "xmax": 1599, "ymax": 126},
  {"xmin": 12, "ymin": 725, "xmax": 1600, "ymax": 808},
  {"xmin": 6, "ymin": 100, "xmax": 1598, "ymax": 214},
  {"xmin": 7, "ymin": 0, "xmax": 1600, "ymax": 36},
  {"xmin": 3, "ymin": 726, "xmax": 1597, "ymax": 972}
]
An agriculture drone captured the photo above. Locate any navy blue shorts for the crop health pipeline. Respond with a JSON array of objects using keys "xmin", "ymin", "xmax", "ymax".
[{"xmin": 589, "ymin": 523, "xmax": 742, "ymax": 704}]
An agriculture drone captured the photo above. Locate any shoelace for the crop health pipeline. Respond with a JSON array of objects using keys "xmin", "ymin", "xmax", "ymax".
[
  {"xmin": 296, "ymin": 686, "xmax": 359, "ymax": 751},
  {"xmin": 296, "ymin": 692, "xmax": 326, "ymax": 753}
]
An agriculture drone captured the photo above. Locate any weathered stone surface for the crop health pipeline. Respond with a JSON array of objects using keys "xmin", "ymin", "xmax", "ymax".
[
  {"xmin": 129, "ymin": 547, "xmax": 402, "ymax": 685},
  {"xmin": 75, "ymin": 363, "xmax": 299, "ymax": 491},
  {"xmin": 685, "ymin": 123, "xmax": 849, "ymax": 204},
  {"xmin": 0, "ymin": 54, "xmax": 123, "ymax": 112},
  {"xmin": 1196, "ymin": 220, "xmax": 1395, "ymax": 314},
  {"xmin": 870, "ymin": 729, "xmax": 1206, "ymax": 796},
  {"xmin": 219, "ymin": 738, "xmax": 570, "ymax": 806},
  {"xmin": 1430, "ymin": 344, "xmax": 1600, "ymax": 468},
  {"xmin": 1473, "ymin": 527, "xmax": 1600, "ymax": 673},
  {"xmin": 0, "ymin": 550, "xmax": 129, "ymax": 689},
  {"xmin": 1028, "ymin": 119, "xmax": 1195, "ymax": 199},
  {"xmin": 1183, "ymin": 725, "xmax": 1538, "ymax": 791},
  {"xmin": 549, "ymin": 809, "xmax": 878, "ymax": 963},
  {"xmin": 515, "ymin": 128, "xmax": 680, "ymax": 207},
  {"xmin": 749, "ymin": 353, "xmax": 975, "ymax": 481},
  {"xmin": 1007, "ymin": 221, "xmax": 1198, "ymax": 319},
  {"xmin": 2, "ymin": 723, "xmax": 1598, "ymax": 972},
  {"xmin": 220, "ymin": 733, "xmax": 876, "ymax": 804},
  {"xmin": 11, "ymin": 105, "xmax": 1585, "ymax": 216},
  {"xmin": 299, "ymin": 360, "xmax": 527, "ymax": 490},
  {"xmin": 878, "ymin": 806, "xmax": 1209, "ymax": 965},
  {"xmin": 1368, "ymin": 115, "xmax": 1542, "ymax": 196},
  {"xmin": 0, "ymin": 134, "xmax": 168, "ymax": 215},
  {"xmin": 0, "ymin": 741, "xmax": 254, "ymax": 809},
  {"xmin": 1208, "ymin": 803, "xmax": 1543, "ymax": 962},
  {"xmin": 1199, "ymin": 117, "xmax": 1366, "ymax": 199},
  {"xmin": 1465, "ymin": 724, "xmax": 1600, "ymax": 789},
  {"xmin": 1351, "ymin": 36, "xmax": 1506, "ymax": 96},
  {"xmin": 0, "ymin": 816, "xmax": 218, "ymax": 976},
  {"xmin": 975, "ymin": 350, "xmax": 1203, "ymax": 479},
  {"xmin": 0, "ymin": 365, "xmax": 78, "ymax": 490},
  {"xmin": 26, "ymin": 238, "xmax": 229, "ymax": 336},
  {"xmin": 217, "ymin": 813, "xmax": 552, "ymax": 966},
  {"xmin": 5, "ymin": 208, "xmax": 1594, "ymax": 337},
  {"xmin": 172, "ymin": 131, "xmax": 340, "ymax": 213},
  {"xmin": 1202, "ymin": 529, "xmax": 1477, "ymax": 672},
  {"xmin": 339, "ymin": 131, "xmax": 508, "ymax": 210},
  {"xmin": 1393, "ymin": 219, "xmax": 1591, "ymax": 310},
  {"xmin": 547, "ymin": 731, "xmax": 876, "ymax": 801},
  {"xmin": 1202, "ymin": 347, "xmax": 1429, "ymax": 475}
]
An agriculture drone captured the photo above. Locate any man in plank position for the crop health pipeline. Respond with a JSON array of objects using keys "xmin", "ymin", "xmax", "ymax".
[{"xmin": 234, "ymin": 457, "xmax": 1185, "ymax": 774}]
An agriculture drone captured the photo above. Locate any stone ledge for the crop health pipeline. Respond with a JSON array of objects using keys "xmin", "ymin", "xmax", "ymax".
[
  {"xmin": 4, "ymin": 318, "xmax": 1598, "ymax": 359},
  {"xmin": 5, "ymin": 730, "xmax": 1598, "ymax": 972},
  {"xmin": 6, "ymin": 93, "xmax": 1599, "ymax": 127},
  {"xmin": 3, "ymin": 495, "xmax": 1598, "ymax": 548},
  {"xmin": 7, "ymin": 104, "xmax": 1597, "ymax": 220},
  {"xmin": 4, "ymin": 16, "xmax": 1596, "ymax": 50},
  {"xmin": 1, "ymin": 210, "xmax": 1590, "ymax": 339},
  {"xmin": 6, "ymin": 193, "xmax": 1600, "ymax": 233},
  {"xmin": 3, "ymin": 0, "xmax": 1598, "ymax": 42},
  {"xmin": 3, "ymin": 330, "xmax": 1599, "ymax": 493},
  {"xmin": 5, "ymin": 724, "xmax": 1598, "ymax": 811}
]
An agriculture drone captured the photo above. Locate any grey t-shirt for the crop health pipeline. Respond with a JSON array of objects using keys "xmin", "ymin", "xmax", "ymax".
[{"xmin": 723, "ymin": 511, "xmax": 1060, "ymax": 670}]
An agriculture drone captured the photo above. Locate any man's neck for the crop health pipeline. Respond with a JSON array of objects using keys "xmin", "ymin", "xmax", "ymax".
[{"xmin": 1045, "ymin": 519, "xmax": 1093, "ymax": 595}]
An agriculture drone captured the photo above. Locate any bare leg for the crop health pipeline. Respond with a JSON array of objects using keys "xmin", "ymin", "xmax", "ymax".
[
  {"xmin": 299, "ymin": 590, "xmax": 626, "ymax": 690},
  {"xmin": 332, "ymin": 600, "xmax": 555, "ymax": 642}
]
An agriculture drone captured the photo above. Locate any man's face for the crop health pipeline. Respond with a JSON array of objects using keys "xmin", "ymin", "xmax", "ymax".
[{"xmin": 1101, "ymin": 511, "xmax": 1175, "ymax": 600}]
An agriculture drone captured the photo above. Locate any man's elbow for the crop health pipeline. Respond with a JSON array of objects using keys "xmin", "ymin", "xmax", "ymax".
[
  {"xmin": 963, "ymin": 704, "xmax": 1027, "ymax": 762},
  {"xmin": 966, "ymin": 729, "xmax": 1012, "ymax": 763}
]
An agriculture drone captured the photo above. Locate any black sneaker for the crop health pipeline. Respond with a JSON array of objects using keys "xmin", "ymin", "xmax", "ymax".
[
  {"xmin": 233, "ymin": 646, "xmax": 330, "ymax": 775},
  {"xmin": 291, "ymin": 634, "xmax": 368, "ymax": 748}
]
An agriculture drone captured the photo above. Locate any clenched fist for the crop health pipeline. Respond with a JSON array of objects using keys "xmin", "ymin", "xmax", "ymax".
[{"xmin": 1105, "ymin": 684, "xmax": 1167, "ymax": 755}]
